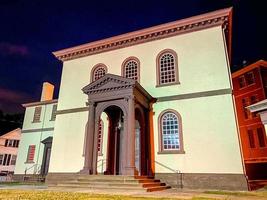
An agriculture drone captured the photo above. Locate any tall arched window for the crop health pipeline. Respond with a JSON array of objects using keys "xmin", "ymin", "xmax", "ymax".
[
  {"xmin": 91, "ymin": 64, "xmax": 108, "ymax": 82},
  {"xmin": 158, "ymin": 110, "xmax": 184, "ymax": 154},
  {"xmin": 122, "ymin": 57, "xmax": 140, "ymax": 82},
  {"xmin": 156, "ymin": 49, "xmax": 179, "ymax": 86}
]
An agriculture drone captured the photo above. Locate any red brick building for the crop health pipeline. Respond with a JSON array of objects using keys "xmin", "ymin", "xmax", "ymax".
[{"xmin": 232, "ymin": 60, "xmax": 267, "ymax": 183}]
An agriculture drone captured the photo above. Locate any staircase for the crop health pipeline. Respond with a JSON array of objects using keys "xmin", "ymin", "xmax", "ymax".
[{"xmin": 48, "ymin": 175, "xmax": 170, "ymax": 192}]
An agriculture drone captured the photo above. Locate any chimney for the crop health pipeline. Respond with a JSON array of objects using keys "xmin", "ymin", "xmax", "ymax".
[{"xmin": 41, "ymin": 82, "xmax": 54, "ymax": 101}]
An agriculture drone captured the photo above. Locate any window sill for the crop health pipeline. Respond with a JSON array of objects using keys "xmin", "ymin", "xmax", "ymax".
[
  {"xmin": 156, "ymin": 81, "xmax": 180, "ymax": 88},
  {"xmin": 24, "ymin": 161, "xmax": 35, "ymax": 164},
  {"xmin": 157, "ymin": 150, "xmax": 185, "ymax": 154},
  {"xmin": 32, "ymin": 121, "xmax": 41, "ymax": 123}
]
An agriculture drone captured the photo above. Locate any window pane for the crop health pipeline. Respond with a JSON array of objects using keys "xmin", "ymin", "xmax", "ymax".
[
  {"xmin": 33, "ymin": 106, "xmax": 42, "ymax": 123},
  {"xmin": 246, "ymin": 72, "xmax": 255, "ymax": 85},
  {"xmin": 124, "ymin": 60, "xmax": 138, "ymax": 80},
  {"xmin": 257, "ymin": 128, "xmax": 266, "ymax": 147},
  {"xmin": 26, "ymin": 145, "xmax": 36, "ymax": 162},
  {"xmin": 238, "ymin": 76, "xmax": 246, "ymax": 88},
  {"xmin": 93, "ymin": 66, "xmax": 106, "ymax": 81},
  {"xmin": 248, "ymin": 130, "xmax": 255, "ymax": 148},
  {"xmin": 161, "ymin": 112, "xmax": 180, "ymax": 150},
  {"xmin": 159, "ymin": 53, "xmax": 176, "ymax": 85}
]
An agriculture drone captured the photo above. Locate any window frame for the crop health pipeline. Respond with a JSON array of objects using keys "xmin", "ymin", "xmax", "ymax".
[
  {"xmin": 121, "ymin": 56, "xmax": 140, "ymax": 82},
  {"xmin": 157, "ymin": 109, "xmax": 185, "ymax": 154},
  {"xmin": 32, "ymin": 106, "xmax": 42, "ymax": 123},
  {"xmin": 50, "ymin": 104, "xmax": 57, "ymax": 121},
  {"xmin": 25, "ymin": 145, "xmax": 36, "ymax": 163},
  {"xmin": 156, "ymin": 49, "xmax": 180, "ymax": 87},
  {"xmin": 90, "ymin": 63, "xmax": 108, "ymax": 82}
]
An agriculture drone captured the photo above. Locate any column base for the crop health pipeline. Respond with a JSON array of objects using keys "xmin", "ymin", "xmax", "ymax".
[
  {"xmin": 79, "ymin": 167, "xmax": 91, "ymax": 174},
  {"xmin": 124, "ymin": 167, "xmax": 138, "ymax": 176}
]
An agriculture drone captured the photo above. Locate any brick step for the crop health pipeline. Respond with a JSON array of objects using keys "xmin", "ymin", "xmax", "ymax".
[
  {"xmin": 146, "ymin": 185, "xmax": 171, "ymax": 192},
  {"xmin": 142, "ymin": 182, "xmax": 166, "ymax": 188},
  {"xmin": 77, "ymin": 178, "xmax": 139, "ymax": 183},
  {"xmin": 138, "ymin": 179, "xmax": 161, "ymax": 183}
]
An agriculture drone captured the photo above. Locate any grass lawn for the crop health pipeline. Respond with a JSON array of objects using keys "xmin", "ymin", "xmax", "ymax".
[{"xmin": 0, "ymin": 189, "xmax": 267, "ymax": 200}]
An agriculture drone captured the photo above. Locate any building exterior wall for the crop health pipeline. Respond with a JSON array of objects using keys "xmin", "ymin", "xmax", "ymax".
[
  {"xmin": 49, "ymin": 26, "xmax": 244, "ymax": 177},
  {"xmin": 0, "ymin": 129, "xmax": 21, "ymax": 173},
  {"xmin": 232, "ymin": 61, "xmax": 267, "ymax": 180},
  {"xmin": 14, "ymin": 102, "xmax": 57, "ymax": 175}
]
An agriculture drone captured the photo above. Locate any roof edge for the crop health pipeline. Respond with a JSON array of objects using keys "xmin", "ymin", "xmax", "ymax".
[{"xmin": 53, "ymin": 7, "xmax": 232, "ymax": 62}]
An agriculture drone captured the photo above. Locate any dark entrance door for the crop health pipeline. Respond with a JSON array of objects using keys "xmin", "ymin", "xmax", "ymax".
[{"xmin": 41, "ymin": 137, "xmax": 53, "ymax": 175}]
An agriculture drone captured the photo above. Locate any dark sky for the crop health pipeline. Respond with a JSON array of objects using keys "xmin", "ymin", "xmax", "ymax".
[{"xmin": 0, "ymin": 0, "xmax": 266, "ymax": 113}]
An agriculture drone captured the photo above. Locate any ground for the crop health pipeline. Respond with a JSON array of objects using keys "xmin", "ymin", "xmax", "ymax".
[{"xmin": 1, "ymin": 184, "xmax": 267, "ymax": 200}]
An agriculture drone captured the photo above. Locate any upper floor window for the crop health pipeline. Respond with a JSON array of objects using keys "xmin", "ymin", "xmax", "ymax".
[
  {"xmin": 158, "ymin": 110, "xmax": 184, "ymax": 154},
  {"xmin": 33, "ymin": 106, "xmax": 42, "ymax": 123},
  {"xmin": 4, "ymin": 139, "xmax": 19, "ymax": 148},
  {"xmin": 91, "ymin": 64, "xmax": 107, "ymax": 82},
  {"xmin": 156, "ymin": 49, "xmax": 179, "ymax": 86},
  {"xmin": 257, "ymin": 128, "xmax": 266, "ymax": 147},
  {"xmin": 122, "ymin": 57, "xmax": 140, "ymax": 81},
  {"xmin": 238, "ymin": 71, "xmax": 255, "ymax": 89},
  {"xmin": 248, "ymin": 129, "xmax": 255, "ymax": 148},
  {"xmin": 50, "ymin": 104, "xmax": 57, "ymax": 121}
]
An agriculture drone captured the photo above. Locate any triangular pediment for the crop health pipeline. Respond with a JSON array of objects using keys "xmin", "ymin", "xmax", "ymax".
[{"xmin": 82, "ymin": 74, "xmax": 136, "ymax": 95}]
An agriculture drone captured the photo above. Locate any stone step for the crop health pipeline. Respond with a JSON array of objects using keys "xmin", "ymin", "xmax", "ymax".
[
  {"xmin": 146, "ymin": 185, "xmax": 171, "ymax": 192},
  {"xmin": 58, "ymin": 181, "xmax": 141, "ymax": 187},
  {"xmin": 55, "ymin": 184, "xmax": 146, "ymax": 191},
  {"xmin": 138, "ymin": 179, "xmax": 160, "ymax": 183}
]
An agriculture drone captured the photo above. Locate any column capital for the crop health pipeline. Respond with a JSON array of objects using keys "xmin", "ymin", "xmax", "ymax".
[
  {"xmin": 124, "ymin": 95, "xmax": 135, "ymax": 102},
  {"xmin": 86, "ymin": 100, "xmax": 96, "ymax": 107}
]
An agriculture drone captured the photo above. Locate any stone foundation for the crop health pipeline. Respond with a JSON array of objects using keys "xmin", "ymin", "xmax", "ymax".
[{"xmin": 155, "ymin": 173, "xmax": 249, "ymax": 190}]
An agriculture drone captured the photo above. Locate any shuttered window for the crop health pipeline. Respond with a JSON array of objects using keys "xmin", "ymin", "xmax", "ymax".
[
  {"xmin": 26, "ymin": 145, "xmax": 36, "ymax": 163},
  {"xmin": 33, "ymin": 106, "xmax": 42, "ymax": 123}
]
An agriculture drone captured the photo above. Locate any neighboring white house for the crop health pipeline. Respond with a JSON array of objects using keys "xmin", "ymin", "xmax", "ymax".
[
  {"xmin": 14, "ymin": 82, "xmax": 57, "ymax": 177},
  {"xmin": 15, "ymin": 7, "xmax": 248, "ymax": 190},
  {"xmin": 0, "ymin": 128, "xmax": 21, "ymax": 178}
]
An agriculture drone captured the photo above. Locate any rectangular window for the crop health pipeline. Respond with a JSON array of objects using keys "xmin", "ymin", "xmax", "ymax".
[
  {"xmin": 246, "ymin": 72, "xmax": 255, "ymax": 85},
  {"xmin": 248, "ymin": 130, "xmax": 255, "ymax": 148},
  {"xmin": 50, "ymin": 104, "xmax": 57, "ymax": 121},
  {"xmin": 3, "ymin": 154, "xmax": 11, "ymax": 166},
  {"xmin": 257, "ymin": 128, "xmax": 266, "ymax": 147},
  {"xmin": 8, "ymin": 140, "xmax": 13, "ymax": 147},
  {"xmin": 10, "ymin": 155, "xmax": 17, "ymax": 165},
  {"xmin": 251, "ymin": 95, "xmax": 258, "ymax": 118},
  {"xmin": 0, "ymin": 154, "xmax": 3, "ymax": 165},
  {"xmin": 4, "ymin": 140, "xmax": 8, "ymax": 147},
  {"xmin": 33, "ymin": 106, "xmax": 42, "ymax": 123},
  {"xmin": 238, "ymin": 76, "xmax": 246, "ymax": 88},
  {"xmin": 26, "ymin": 145, "xmax": 36, "ymax": 163}
]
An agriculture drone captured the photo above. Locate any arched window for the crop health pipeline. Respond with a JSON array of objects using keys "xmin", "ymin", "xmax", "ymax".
[
  {"xmin": 156, "ymin": 49, "xmax": 179, "ymax": 86},
  {"xmin": 122, "ymin": 57, "xmax": 140, "ymax": 82},
  {"xmin": 91, "ymin": 64, "xmax": 107, "ymax": 82},
  {"xmin": 158, "ymin": 110, "xmax": 184, "ymax": 154}
]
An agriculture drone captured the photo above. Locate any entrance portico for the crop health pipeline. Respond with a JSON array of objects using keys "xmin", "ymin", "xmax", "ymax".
[{"xmin": 80, "ymin": 74, "xmax": 156, "ymax": 176}]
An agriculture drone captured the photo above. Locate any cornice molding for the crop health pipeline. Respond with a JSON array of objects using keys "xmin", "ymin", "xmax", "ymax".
[
  {"xmin": 22, "ymin": 99, "xmax": 58, "ymax": 108},
  {"xmin": 53, "ymin": 7, "xmax": 232, "ymax": 62}
]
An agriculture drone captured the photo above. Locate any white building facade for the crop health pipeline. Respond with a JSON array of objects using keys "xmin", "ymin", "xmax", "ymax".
[{"xmin": 16, "ymin": 8, "xmax": 248, "ymax": 190}]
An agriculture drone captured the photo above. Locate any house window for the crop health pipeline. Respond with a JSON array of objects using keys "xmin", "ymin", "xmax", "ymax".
[
  {"xmin": 257, "ymin": 128, "xmax": 266, "ymax": 147},
  {"xmin": 157, "ymin": 49, "xmax": 179, "ymax": 86},
  {"xmin": 2, "ymin": 154, "xmax": 11, "ymax": 166},
  {"xmin": 246, "ymin": 72, "xmax": 255, "ymax": 85},
  {"xmin": 248, "ymin": 130, "xmax": 255, "ymax": 148},
  {"xmin": 33, "ymin": 106, "xmax": 42, "ymax": 123},
  {"xmin": 91, "ymin": 64, "xmax": 107, "ymax": 82},
  {"xmin": 238, "ymin": 76, "xmax": 246, "ymax": 88},
  {"xmin": 97, "ymin": 119, "xmax": 104, "ymax": 155},
  {"xmin": 0, "ymin": 154, "xmax": 3, "ymax": 165},
  {"xmin": 10, "ymin": 155, "xmax": 17, "ymax": 165},
  {"xmin": 251, "ymin": 95, "xmax": 258, "ymax": 118},
  {"xmin": 122, "ymin": 57, "xmax": 140, "ymax": 81},
  {"xmin": 158, "ymin": 110, "xmax": 184, "ymax": 154},
  {"xmin": 50, "ymin": 104, "xmax": 57, "ymax": 121},
  {"xmin": 26, "ymin": 145, "xmax": 36, "ymax": 163}
]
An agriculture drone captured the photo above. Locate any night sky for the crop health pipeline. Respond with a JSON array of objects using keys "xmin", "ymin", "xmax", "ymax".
[{"xmin": 0, "ymin": 0, "xmax": 266, "ymax": 114}]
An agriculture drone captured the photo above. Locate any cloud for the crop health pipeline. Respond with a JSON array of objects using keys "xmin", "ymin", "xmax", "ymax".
[
  {"xmin": 0, "ymin": 87, "xmax": 33, "ymax": 113},
  {"xmin": 0, "ymin": 42, "xmax": 29, "ymax": 56}
]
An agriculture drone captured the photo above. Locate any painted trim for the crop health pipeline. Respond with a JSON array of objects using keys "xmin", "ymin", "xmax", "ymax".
[
  {"xmin": 22, "ymin": 99, "xmax": 58, "ymax": 108},
  {"xmin": 157, "ymin": 109, "xmax": 185, "ymax": 154},
  {"xmin": 156, "ymin": 49, "xmax": 180, "ymax": 87},
  {"xmin": 157, "ymin": 88, "xmax": 232, "ymax": 102},
  {"xmin": 22, "ymin": 128, "xmax": 54, "ymax": 133},
  {"xmin": 56, "ymin": 107, "xmax": 89, "ymax": 115},
  {"xmin": 53, "ymin": 8, "xmax": 232, "ymax": 62},
  {"xmin": 121, "ymin": 56, "xmax": 140, "ymax": 82}
]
